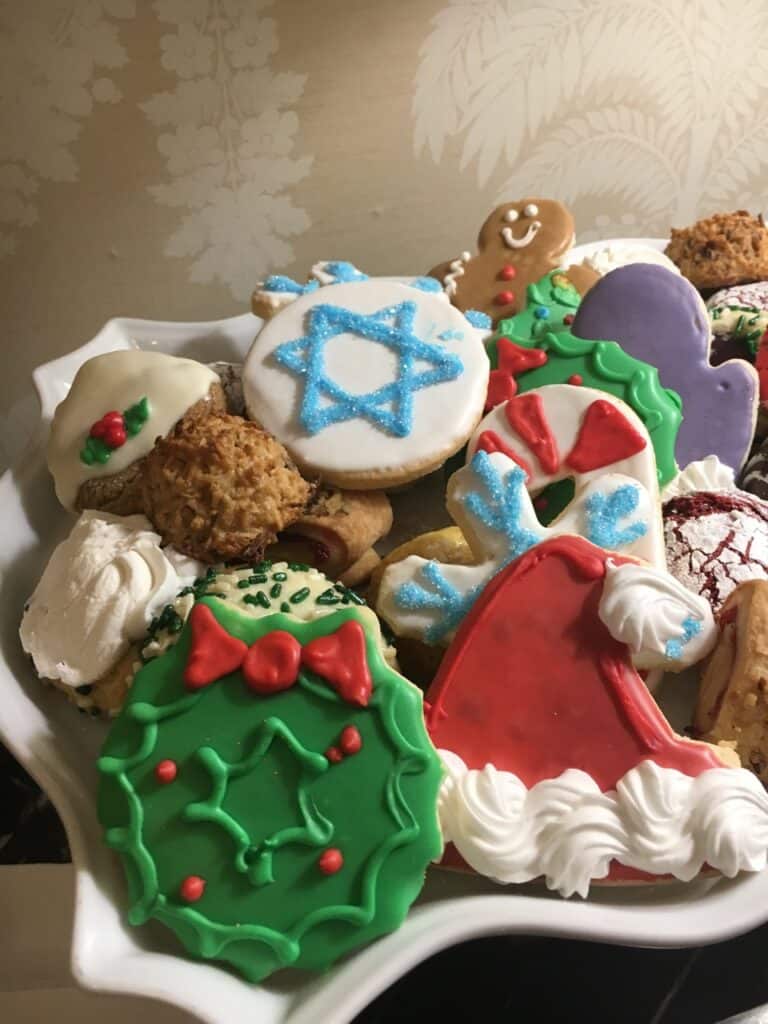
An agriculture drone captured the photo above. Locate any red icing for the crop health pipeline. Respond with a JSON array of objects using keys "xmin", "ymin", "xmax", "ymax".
[
  {"xmin": 475, "ymin": 430, "xmax": 532, "ymax": 479},
  {"xmin": 567, "ymin": 374, "xmax": 583, "ymax": 385},
  {"xmin": 563, "ymin": 314, "xmax": 574, "ymax": 325},
  {"xmin": 183, "ymin": 604, "xmax": 248, "ymax": 690},
  {"xmin": 318, "ymin": 848, "xmax": 344, "ymax": 875},
  {"xmin": 90, "ymin": 410, "xmax": 127, "ymax": 449},
  {"xmin": 426, "ymin": 536, "xmax": 723, "ymax": 792},
  {"xmin": 757, "ymin": 330, "xmax": 768, "ymax": 402},
  {"xmin": 504, "ymin": 393, "xmax": 560, "ymax": 475},
  {"xmin": 497, "ymin": 337, "xmax": 548, "ymax": 377},
  {"xmin": 499, "ymin": 265, "xmax": 517, "ymax": 281},
  {"xmin": 566, "ymin": 399, "xmax": 647, "ymax": 473},
  {"xmin": 533, "ymin": 496, "xmax": 548, "ymax": 511},
  {"xmin": 325, "ymin": 746, "xmax": 343, "ymax": 764},
  {"xmin": 180, "ymin": 875, "xmax": 206, "ymax": 902},
  {"xmin": 154, "ymin": 759, "xmax": 177, "ymax": 784},
  {"xmin": 301, "ymin": 621, "xmax": 373, "ymax": 707},
  {"xmin": 340, "ymin": 725, "xmax": 362, "ymax": 755},
  {"xmin": 495, "ymin": 290, "xmax": 516, "ymax": 306},
  {"xmin": 485, "ymin": 369, "xmax": 518, "ymax": 412},
  {"xmin": 242, "ymin": 630, "xmax": 301, "ymax": 695}
]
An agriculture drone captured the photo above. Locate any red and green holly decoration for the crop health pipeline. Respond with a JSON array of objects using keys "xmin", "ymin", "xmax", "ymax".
[{"xmin": 80, "ymin": 396, "xmax": 150, "ymax": 466}]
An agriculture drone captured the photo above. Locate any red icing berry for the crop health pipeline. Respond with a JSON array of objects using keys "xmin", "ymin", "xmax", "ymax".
[
  {"xmin": 568, "ymin": 374, "xmax": 583, "ymax": 385},
  {"xmin": 339, "ymin": 725, "xmax": 362, "ymax": 756},
  {"xmin": 242, "ymin": 631, "xmax": 301, "ymax": 695},
  {"xmin": 180, "ymin": 875, "xmax": 206, "ymax": 902},
  {"xmin": 325, "ymin": 746, "xmax": 343, "ymax": 764},
  {"xmin": 155, "ymin": 759, "xmax": 177, "ymax": 784},
  {"xmin": 495, "ymin": 290, "xmax": 516, "ymax": 306},
  {"xmin": 318, "ymin": 849, "xmax": 344, "ymax": 875},
  {"xmin": 563, "ymin": 314, "xmax": 575, "ymax": 325},
  {"xmin": 301, "ymin": 621, "xmax": 373, "ymax": 706},
  {"xmin": 183, "ymin": 604, "xmax": 247, "ymax": 690},
  {"xmin": 90, "ymin": 410, "xmax": 125, "ymax": 444},
  {"xmin": 104, "ymin": 424, "xmax": 127, "ymax": 448},
  {"xmin": 499, "ymin": 265, "xmax": 517, "ymax": 281}
]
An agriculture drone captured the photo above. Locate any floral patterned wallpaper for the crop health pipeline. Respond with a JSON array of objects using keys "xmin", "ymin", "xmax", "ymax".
[{"xmin": 2, "ymin": 0, "xmax": 768, "ymax": 466}]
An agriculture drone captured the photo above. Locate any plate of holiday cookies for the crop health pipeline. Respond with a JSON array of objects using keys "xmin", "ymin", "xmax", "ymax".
[{"xmin": 5, "ymin": 203, "xmax": 768, "ymax": 1023}]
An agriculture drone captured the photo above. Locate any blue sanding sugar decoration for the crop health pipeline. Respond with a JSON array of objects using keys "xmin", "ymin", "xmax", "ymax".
[
  {"xmin": 395, "ymin": 562, "xmax": 485, "ymax": 644},
  {"xmin": 462, "ymin": 451, "xmax": 542, "ymax": 563},
  {"xmin": 263, "ymin": 275, "xmax": 320, "ymax": 295},
  {"xmin": 273, "ymin": 300, "xmax": 464, "ymax": 437},
  {"xmin": 410, "ymin": 276, "xmax": 443, "ymax": 293},
  {"xmin": 438, "ymin": 329, "xmax": 464, "ymax": 341},
  {"xmin": 664, "ymin": 615, "xmax": 702, "ymax": 660},
  {"xmin": 320, "ymin": 261, "xmax": 368, "ymax": 284},
  {"xmin": 464, "ymin": 309, "xmax": 492, "ymax": 329},
  {"xmin": 584, "ymin": 484, "xmax": 648, "ymax": 550}
]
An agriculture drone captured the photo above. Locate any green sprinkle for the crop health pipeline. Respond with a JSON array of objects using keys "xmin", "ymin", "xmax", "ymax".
[
  {"xmin": 289, "ymin": 587, "xmax": 310, "ymax": 604},
  {"xmin": 316, "ymin": 589, "xmax": 339, "ymax": 605},
  {"xmin": 281, "ymin": 602, "xmax": 291, "ymax": 612},
  {"xmin": 178, "ymin": 586, "xmax": 194, "ymax": 597},
  {"xmin": 237, "ymin": 579, "xmax": 252, "ymax": 589},
  {"xmin": 249, "ymin": 574, "xmax": 268, "ymax": 584},
  {"xmin": 272, "ymin": 572, "xmax": 288, "ymax": 582},
  {"xmin": 288, "ymin": 562, "xmax": 310, "ymax": 571},
  {"xmin": 205, "ymin": 567, "xmax": 217, "ymax": 581},
  {"xmin": 270, "ymin": 583, "xmax": 282, "ymax": 598},
  {"xmin": 244, "ymin": 590, "xmax": 271, "ymax": 609}
]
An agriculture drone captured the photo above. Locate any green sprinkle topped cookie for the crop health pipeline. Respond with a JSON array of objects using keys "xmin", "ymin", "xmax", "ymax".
[{"xmin": 97, "ymin": 599, "xmax": 442, "ymax": 981}]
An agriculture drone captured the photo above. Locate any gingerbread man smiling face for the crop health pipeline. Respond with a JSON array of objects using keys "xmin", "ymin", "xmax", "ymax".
[{"xmin": 429, "ymin": 198, "xmax": 597, "ymax": 325}]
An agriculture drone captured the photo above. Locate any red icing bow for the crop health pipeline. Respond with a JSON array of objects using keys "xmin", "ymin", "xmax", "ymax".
[{"xmin": 182, "ymin": 604, "xmax": 372, "ymax": 707}]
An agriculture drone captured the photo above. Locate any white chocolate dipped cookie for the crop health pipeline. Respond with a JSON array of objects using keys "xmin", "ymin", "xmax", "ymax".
[
  {"xmin": 242, "ymin": 279, "xmax": 490, "ymax": 489},
  {"xmin": 47, "ymin": 350, "xmax": 223, "ymax": 513}
]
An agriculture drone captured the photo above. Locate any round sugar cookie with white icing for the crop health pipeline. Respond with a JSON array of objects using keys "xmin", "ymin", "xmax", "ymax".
[
  {"xmin": 48, "ymin": 350, "xmax": 222, "ymax": 512},
  {"xmin": 242, "ymin": 280, "xmax": 489, "ymax": 489}
]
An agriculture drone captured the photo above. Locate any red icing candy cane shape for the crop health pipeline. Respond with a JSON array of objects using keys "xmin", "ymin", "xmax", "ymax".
[
  {"xmin": 426, "ymin": 536, "xmax": 722, "ymax": 791},
  {"xmin": 301, "ymin": 620, "xmax": 373, "ymax": 707},
  {"xmin": 242, "ymin": 631, "xmax": 302, "ymax": 695},
  {"xmin": 474, "ymin": 429, "xmax": 532, "ymax": 479},
  {"xmin": 184, "ymin": 604, "xmax": 248, "ymax": 690},
  {"xmin": 504, "ymin": 393, "xmax": 560, "ymax": 475},
  {"xmin": 565, "ymin": 399, "xmax": 647, "ymax": 473}
]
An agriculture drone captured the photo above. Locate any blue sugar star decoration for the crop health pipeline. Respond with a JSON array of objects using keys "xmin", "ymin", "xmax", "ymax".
[{"xmin": 273, "ymin": 300, "xmax": 464, "ymax": 437}]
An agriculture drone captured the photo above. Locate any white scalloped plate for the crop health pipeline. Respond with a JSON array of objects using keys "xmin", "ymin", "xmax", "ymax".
[{"xmin": 5, "ymin": 253, "xmax": 768, "ymax": 1024}]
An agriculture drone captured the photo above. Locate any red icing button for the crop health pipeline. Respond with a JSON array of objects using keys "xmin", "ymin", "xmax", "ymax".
[
  {"xmin": 325, "ymin": 746, "xmax": 343, "ymax": 764},
  {"xmin": 504, "ymin": 393, "xmax": 560, "ymax": 475},
  {"xmin": 318, "ymin": 848, "xmax": 344, "ymax": 875},
  {"xmin": 339, "ymin": 725, "xmax": 362, "ymax": 755},
  {"xmin": 566, "ymin": 399, "xmax": 647, "ymax": 473},
  {"xmin": 563, "ymin": 314, "xmax": 574, "ymax": 325},
  {"xmin": 499, "ymin": 265, "xmax": 517, "ymax": 281},
  {"xmin": 485, "ymin": 368, "xmax": 517, "ymax": 411},
  {"xmin": 180, "ymin": 875, "xmax": 206, "ymax": 902},
  {"xmin": 497, "ymin": 337, "xmax": 548, "ymax": 376},
  {"xmin": 155, "ymin": 759, "xmax": 177, "ymax": 784},
  {"xmin": 242, "ymin": 630, "xmax": 301, "ymax": 695},
  {"xmin": 183, "ymin": 604, "xmax": 247, "ymax": 690},
  {"xmin": 494, "ymin": 290, "xmax": 516, "ymax": 306},
  {"xmin": 568, "ymin": 374, "xmax": 583, "ymax": 385},
  {"xmin": 301, "ymin": 621, "xmax": 373, "ymax": 706},
  {"xmin": 475, "ymin": 430, "xmax": 532, "ymax": 479}
]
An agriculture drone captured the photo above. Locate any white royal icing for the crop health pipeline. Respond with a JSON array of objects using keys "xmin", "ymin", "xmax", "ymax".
[
  {"xmin": 47, "ymin": 350, "xmax": 219, "ymax": 510},
  {"xmin": 598, "ymin": 560, "xmax": 717, "ymax": 670},
  {"xmin": 661, "ymin": 455, "xmax": 736, "ymax": 501},
  {"xmin": 242, "ymin": 280, "xmax": 490, "ymax": 487},
  {"xmin": 438, "ymin": 750, "xmax": 768, "ymax": 898},
  {"xmin": 19, "ymin": 511, "xmax": 203, "ymax": 687},
  {"xmin": 467, "ymin": 384, "xmax": 666, "ymax": 569},
  {"xmin": 571, "ymin": 244, "xmax": 681, "ymax": 278},
  {"xmin": 443, "ymin": 251, "xmax": 472, "ymax": 297},
  {"xmin": 501, "ymin": 220, "xmax": 542, "ymax": 249},
  {"xmin": 377, "ymin": 449, "xmax": 654, "ymax": 646}
]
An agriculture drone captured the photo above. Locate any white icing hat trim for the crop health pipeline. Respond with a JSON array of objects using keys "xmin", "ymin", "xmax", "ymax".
[{"xmin": 438, "ymin": 751, "xmax": 768, "ymax": 898}]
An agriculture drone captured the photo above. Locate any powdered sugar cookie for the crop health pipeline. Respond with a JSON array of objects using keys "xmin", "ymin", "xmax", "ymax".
[
  {"xmin": 242, "ymin": 279, "xmax": 490, "ymax": 489},
  {"xmin": 429, "ymin": 535, "xmax": 765, "ymax": 897}
]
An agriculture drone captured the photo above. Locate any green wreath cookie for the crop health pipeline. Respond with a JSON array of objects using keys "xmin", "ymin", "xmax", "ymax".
[{"xmin": 98, "ymin": 599, "xmax": 442, "ymax": 982}]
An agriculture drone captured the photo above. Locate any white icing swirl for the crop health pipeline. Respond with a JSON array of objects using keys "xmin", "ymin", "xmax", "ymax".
[
  {"xmin": 661, "ymin": 456, "xmax": 736, "ymax": 501},
  {"xmin": 19, "ymin": 511, "xmax": 203, "ymax": 687},
  {"xmin": 573, "ymin": 245, "xmax": 680, "ymax": 278},
  {"xmin": 443, "ymin": 251, "xmax": 472, "ymax": 296},
  {"xmin": 598, "ymin": 560, "xmax": 716, "ymax": 670},
  {"xmin": 438, "ymin": 751, "xmax": 768, "ymax": 898}
]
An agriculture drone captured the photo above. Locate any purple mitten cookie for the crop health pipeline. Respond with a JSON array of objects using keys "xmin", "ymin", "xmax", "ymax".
[{"xmin": 572, "ymin": 264, "xmax": 758, "ymax": 472}]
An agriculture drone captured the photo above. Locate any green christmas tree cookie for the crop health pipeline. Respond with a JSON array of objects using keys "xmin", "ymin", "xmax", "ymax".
[
  {"xmin": 488, "ymin": 269, "xmax": 583, "ymax": 351},
  {"xmin": 98, "ymin": 599, "xmax": 442, "ymax": 983}
]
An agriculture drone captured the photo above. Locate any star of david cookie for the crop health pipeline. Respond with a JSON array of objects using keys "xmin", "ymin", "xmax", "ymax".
[
  {"xmin": 97, "ymin": 599, "xmax": 442, "ymax": 981},
  {"xmin": 428, "ymin": 535, "xmax": 767, "ymax": 897},
  {"xmin": 242, "ymin": 279, "xmax": 490, "ymax": 489},
  {"xmin": 428, "ymin": 199, "xmax": 598, "ymax": 326},
  {"xmin": 572, "ymin": 264, "xmax": 759, "ymax": 473}
]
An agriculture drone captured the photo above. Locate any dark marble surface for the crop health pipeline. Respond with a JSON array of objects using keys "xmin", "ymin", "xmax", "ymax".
[{"xmin": 3, "ymin": 740, "xmax": 767, "ymax": 1024}]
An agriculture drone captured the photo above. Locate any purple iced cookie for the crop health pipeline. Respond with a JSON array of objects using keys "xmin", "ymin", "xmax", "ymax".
[
  {"xmin": 572, "ymin": 264, "xmax": 758, "ymax": 473},
  {"xmin": 705, "ymin": 282, "xmax": 768, "ymax": 366},
  {"xmin": 664, "ymin": 490, "xmax": 768, "ymax": 613}
]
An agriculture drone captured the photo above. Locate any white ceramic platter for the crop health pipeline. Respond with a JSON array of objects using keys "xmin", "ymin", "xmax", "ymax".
[{"xmin": 5, "ymin": 248, "xmax": 768, "ymax": 1024}]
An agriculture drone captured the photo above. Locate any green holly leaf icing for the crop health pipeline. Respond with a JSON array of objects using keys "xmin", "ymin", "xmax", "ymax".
[
  {"xmin": 79, "ymin": 435, "xmax": 111, "ymax": 466},
  {"xmin": 123, "ymin": 396, "xmax": 150, "ymax": 438},
  {"xmin": 488, "ymin": 269, "xmax": 582, "ymax": 353},
  {"xmin": 97, "ymin": 600, "xmax": 442, "ymax": 982}
]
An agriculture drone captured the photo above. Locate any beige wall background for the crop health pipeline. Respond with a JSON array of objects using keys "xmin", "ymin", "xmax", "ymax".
[{"xmin": 3, "ymin": 0, "xmax": 768, "ymax": 466}]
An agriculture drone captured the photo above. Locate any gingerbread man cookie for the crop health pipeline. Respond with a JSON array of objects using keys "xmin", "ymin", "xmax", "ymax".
[{"xmin": 428, "ymin": 199, "xmax": 597, "ymax": 326}]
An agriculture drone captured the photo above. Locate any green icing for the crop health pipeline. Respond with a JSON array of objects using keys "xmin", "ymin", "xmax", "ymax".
[
  {"xmin": 488, "ymin": 327, "xmax": 682, "ymax": 488},
  {"xmin": 487, "ymin": 269, "xmax": 581, "ymax": 357},
  {"xmin": 98, "ymin": 600, "xmax": 442, "ymax": 982}
]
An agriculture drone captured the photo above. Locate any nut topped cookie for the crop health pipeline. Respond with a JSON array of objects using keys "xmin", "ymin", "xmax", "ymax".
[{"xmin": 665, "ymin": 211, "xmax": 768, "ymax": 292}]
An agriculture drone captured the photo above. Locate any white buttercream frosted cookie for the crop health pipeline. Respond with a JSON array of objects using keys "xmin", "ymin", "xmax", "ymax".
[
  {"xmin": 48, "ymin": 350, "xmax": 220, "ymax": 510},
  {"xmin": 242, "ymin": 279, "xmax": 490, "ymax": 489}
]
